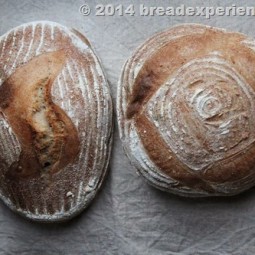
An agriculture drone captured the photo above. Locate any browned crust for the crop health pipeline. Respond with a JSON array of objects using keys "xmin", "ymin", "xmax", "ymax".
[
  {"xmin": 0, "ymin": 21, "xmax": 113, "ymax": 222},
  {"xmin": 0, "ymin": 50, "xmax": 80, "ymax": 180},
  {"xmin": 123, "ymin": 25, "xmax": 255, "ymax": 194},
  {"xmin": 135, "ymin": 114, "xmax": 215, "ymax": 193},
  {"xmin": 127, "ymin": 31, "xmax": 246, "ymax": 119}
]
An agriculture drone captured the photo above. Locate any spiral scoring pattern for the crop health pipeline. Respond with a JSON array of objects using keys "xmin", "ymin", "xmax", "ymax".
[
  {"xmin": 118, "ymin": 24, "xmax": 255, "ymax": 196},
  {"xmin": 148, "ymin": 56, "xmax": 255, "ymax": 171}
]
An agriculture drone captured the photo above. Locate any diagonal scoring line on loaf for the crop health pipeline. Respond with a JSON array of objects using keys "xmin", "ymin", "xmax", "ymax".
[{"xmin": 0, "ymin": 50, "xmax": 80, "ymax": 180}]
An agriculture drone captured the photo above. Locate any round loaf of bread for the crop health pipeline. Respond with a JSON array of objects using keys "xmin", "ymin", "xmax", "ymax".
[
  {"xmin": 118, "ymin": 24, "xmax": 255, "ymax": 197},
  {"xmin": 0, "ymin": 21, "xmax": 113, "ymax": 221}
]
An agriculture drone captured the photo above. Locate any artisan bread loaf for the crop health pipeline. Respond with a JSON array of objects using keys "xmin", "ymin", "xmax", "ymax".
[
  {"xmin": 118, "ymin": 24, "xmax": 255, "ymax": 196},
  {"xmin": 0, "ymin": 21, "xmax": 113, "ymax": 221}
]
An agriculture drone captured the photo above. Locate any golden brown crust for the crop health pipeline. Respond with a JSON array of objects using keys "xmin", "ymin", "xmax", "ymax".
[
  {"xmin": 127, "ymin": 30, "xmax": 246, "ymax": 119},
  {"xmin": 118, "ymin": 24, "xmax": 255, "ymax": 196},
  {"xmin": 135, "ymin": 114, "xmax": 215, "ymax": 193},
  {"xmin": 0, "ymin": 50, "xmax": 80, "ymax": 179},
  {"xmin": 0, "ymin": 21, "xmax": 113, "ymax": 221}
]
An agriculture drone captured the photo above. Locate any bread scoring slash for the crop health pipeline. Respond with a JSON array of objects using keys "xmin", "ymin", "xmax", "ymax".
[
  {"xmin": 0, "ymin": 50, "xmax": 80, "ymax": 179},
  {"xmin": 0, "ymin": 21, "xmax": 113, "ymax": 221}
]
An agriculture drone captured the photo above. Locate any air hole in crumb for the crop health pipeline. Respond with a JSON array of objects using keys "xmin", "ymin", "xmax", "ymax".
[{"xmin": 44, "ymin": 162, "xmax": 51, "ymax": 168}]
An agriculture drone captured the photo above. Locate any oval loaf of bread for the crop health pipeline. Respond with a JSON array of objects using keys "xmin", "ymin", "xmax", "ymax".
[
  {"xmin": 118, "ymin": 24, "xmax": 255, "ymax": 197},
  {"xmin": 0, "ymin": 21, "xmax": 113, "ymax": 221}
]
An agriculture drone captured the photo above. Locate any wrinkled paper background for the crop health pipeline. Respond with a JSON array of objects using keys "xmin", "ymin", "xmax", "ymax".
[{"xmin": 1, "ymin": 0, "xmax": 255, "ymax": 254}]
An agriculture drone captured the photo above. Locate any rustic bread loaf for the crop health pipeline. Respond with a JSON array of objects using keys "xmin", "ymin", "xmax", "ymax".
[
  {"xmin": 118, "ymin": 24, "xmax": 255, "ymax": 196},
  {"xmin": 0, "ymin": 21, "xmax": 113, "ymax": 221}
]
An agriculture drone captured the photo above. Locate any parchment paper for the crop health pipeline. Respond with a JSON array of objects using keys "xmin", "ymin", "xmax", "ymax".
[{"xmin": 0, "ymin": 0, "xmax": 255, "ymax": 254}]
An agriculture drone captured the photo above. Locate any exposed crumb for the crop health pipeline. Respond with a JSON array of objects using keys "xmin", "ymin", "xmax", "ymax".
[
  {"xmin": 30, "ymin": 77, "xmax": 67, "ymax": 173},
  {"xmin": 66, "ymin": 191, "xmax": 74, "ymax": 198}
]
